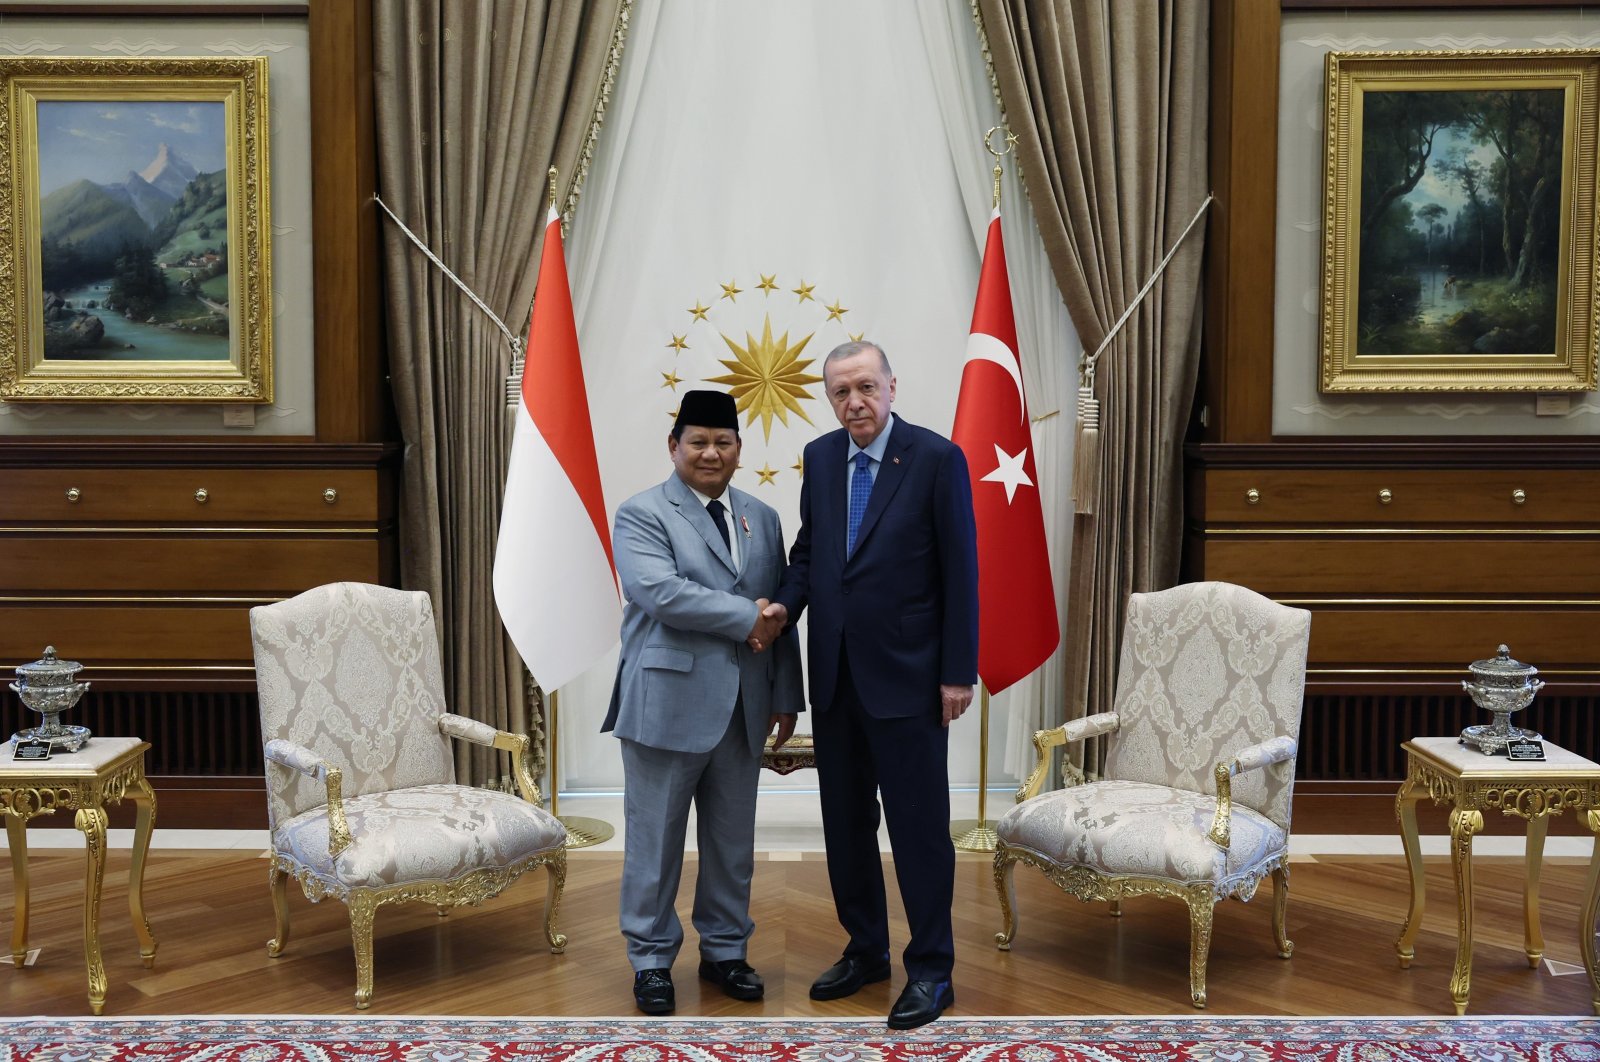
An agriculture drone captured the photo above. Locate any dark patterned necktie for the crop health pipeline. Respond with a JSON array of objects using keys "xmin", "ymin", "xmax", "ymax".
[{"xmin": 706, "ymin": 498, "xmax": 731, "ymax": 552}]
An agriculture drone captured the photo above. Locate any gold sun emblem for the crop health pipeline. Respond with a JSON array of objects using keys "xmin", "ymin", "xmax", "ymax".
[{"xmin": 705, "ymin": 313, "xmax": 824, "ymax": 441}]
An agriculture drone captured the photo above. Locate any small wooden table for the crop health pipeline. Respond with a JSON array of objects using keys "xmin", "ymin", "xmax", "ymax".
[
  {"xmin": 1395, "ymin": 736, "xmax": 1600, "ymax": 1015},
  {"xmin": 0, "ymin": 737, "xmax": 158, "ymax": 1014}
]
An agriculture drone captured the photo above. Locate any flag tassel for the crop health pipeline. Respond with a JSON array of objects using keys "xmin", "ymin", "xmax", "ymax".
[{"xmin": 1072, "ymin": 379, "xmax": 1100, "ymax": 516}]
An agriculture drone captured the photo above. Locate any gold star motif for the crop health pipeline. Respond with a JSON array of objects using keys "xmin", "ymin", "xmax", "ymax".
[
  {"xmin": 792, "ymin": 456, "xmax": 805, "ymax": 478},
  {"xmin": 688, "ymin": 301, "xmax": 710, "ymax": 321},
  {"xmin": 757, "ymin": 274, "xmax": 779, "ymax": 294},
  {"xmin": 792, "ymin": 280, "xmax": 815, "ymax": 303},
  {"xmin": 667, "ymin": 334, "xmax": 688, "ymax": 352},
  {"xmin": 849, "ymin": 331, "xmax": 864, "ymax": 342},
  {"xmin": 705, "ymin": 313, "xmax": 825, "ymax": 442},
  {"xmin": 661, "ymin": 370, "xmax": 683, "ymax": 391},
  {"xmin": 755, "ymin": 463, "xmax": 778, "ymax": 486},
  {"xmin": 667, "ymin": 407, "xmax": 679, "ymax": 419},
  {"xmin": 720, "ymin": 279, "xmax": 743, "ymax": 302},
  {"xmin": 825, "ymin": 299, "xmax": 849, "ymax": 322}
]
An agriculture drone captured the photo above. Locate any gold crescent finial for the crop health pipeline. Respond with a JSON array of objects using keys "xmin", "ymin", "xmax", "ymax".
[
  {"xmin": 546, "ymin": 166, "xmax": 559, "ymax": 214},
  {"xmin": 983, "ymin": 127, "xmax": 1015, "ymax": 209}
]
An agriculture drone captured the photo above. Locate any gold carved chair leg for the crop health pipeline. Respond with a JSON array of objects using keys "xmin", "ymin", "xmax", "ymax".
[
  {"xmin": 1448, "ymin": 806, "xmax": 1484, "ymax": 1015},
  {"xmin": 992, "ymin": 849, "xmax": 1018, "ymax": 950},
  {"xmin": 436, "ymin": 906, "xmax": 450, "ymax": 919},
  {"xmin": 348, "ymin": 892, "xmax": 378, "ymax": 1010},
  {"xmin": 1185, "ymin": 888, "xmax": 1215, "ymax": 1009},
  {"xmin": 267, "ymin": 863, "xmax": 290, "ymax": 957},
  {"xmin": 128, "ymin": 777, "xmax": 158, "ymax": 968},
  {"xmin": 7, "ymin": 814, "xmax": 29, "ymax": 967},
  {"xmin": 1272, "ymin": 863, "xmax": 1294, "ymax": 958},
  {"xmin": 1108, "ymin": 898, "xmax": 1122, "ymax": 918},
  {"xmin": 545, "ymin": 853, "xmax": 568, "ymax": 953},
  {"xmin": 75, "ymin": 806, "xmax": 109, "ymax": 1015},
  {"xmin": 1581, "ymin": 809, "xmax": 1600, "ymax": 1016},
  {"xmin": 1395, "ymin": 776, "xmax": 1427, "ymax": 969},
  {"xmin": 1524, "ymin": 812, "xmax": 1548, "ymax": 968}
]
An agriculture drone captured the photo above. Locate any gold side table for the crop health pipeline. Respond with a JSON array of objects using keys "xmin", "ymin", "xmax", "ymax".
[
  {"xmin": 0, "ymin": 737, "xmax": 158, "ymax": 1014},
  {"xmin": 1395, "ymin": 736, "xmax": 1600, "ymax": 1015},
  {"xmin": 761, "ymin": 733, "xmax": 815, "ymax": 774}
]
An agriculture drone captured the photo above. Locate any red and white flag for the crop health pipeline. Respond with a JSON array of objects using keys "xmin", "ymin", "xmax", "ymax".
[
  {"xmin": 493, "ymin": 206, "xmax": 620, "ymax": 691},
  {"xmin": 952, "ymin": 209, "xmax": 1059, "ymax": 694}
]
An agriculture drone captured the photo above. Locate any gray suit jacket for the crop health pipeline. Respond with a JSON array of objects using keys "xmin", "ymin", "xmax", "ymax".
[{"xmin": 604, "ymin": 473, "xmax": 803, "ymax": 757}]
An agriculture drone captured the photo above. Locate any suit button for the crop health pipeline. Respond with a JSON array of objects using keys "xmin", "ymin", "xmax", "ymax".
[{"xmin": 843, "ymin": 587, "xmax": 851, "ymax": 595}]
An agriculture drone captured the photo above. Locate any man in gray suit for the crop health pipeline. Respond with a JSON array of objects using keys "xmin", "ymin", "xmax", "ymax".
[{"xmin": 604, "ymin": 389, "xmax": 803, "ymax": 1015}]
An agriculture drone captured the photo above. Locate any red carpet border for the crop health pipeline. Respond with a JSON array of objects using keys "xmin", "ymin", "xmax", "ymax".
[{"xmin": 0, "ymin": 1016, "xmax": 1597, "ymax": 1062}]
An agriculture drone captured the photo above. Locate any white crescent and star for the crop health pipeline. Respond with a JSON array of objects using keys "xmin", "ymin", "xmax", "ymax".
[{"xmin": 963, "ymin": 333, "xmax": 1034, "ymax": 503}]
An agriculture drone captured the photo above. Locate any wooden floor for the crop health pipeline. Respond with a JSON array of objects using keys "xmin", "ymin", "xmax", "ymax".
[{"xmin": 0, "ymin": 847, "xmax": 1596, "ymax": 1017}]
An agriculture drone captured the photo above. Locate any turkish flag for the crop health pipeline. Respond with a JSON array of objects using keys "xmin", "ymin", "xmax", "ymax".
[{"xmin": 951, "ymin": 210, "xmax": 1059, "ymax": 694}]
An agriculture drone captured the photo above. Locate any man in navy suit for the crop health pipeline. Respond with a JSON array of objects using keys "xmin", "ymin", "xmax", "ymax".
[{"xmin": 767, "ymin": 339, "xmax": 978, "ymax": 1029}]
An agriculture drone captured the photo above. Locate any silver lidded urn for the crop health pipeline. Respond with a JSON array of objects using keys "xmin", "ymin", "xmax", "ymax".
[
  {"xmin": 1459, "ymin": 644, "xmax": 1543, "ymax": 756},
  {"xmin": 10, "ymin": 646, "xmax": 92, "ymax": 752}
]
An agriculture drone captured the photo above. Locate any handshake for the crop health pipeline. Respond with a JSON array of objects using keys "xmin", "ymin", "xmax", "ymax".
[{"xmin": 746, "ymin": 599, "xmax": 788, "ymax": 653}]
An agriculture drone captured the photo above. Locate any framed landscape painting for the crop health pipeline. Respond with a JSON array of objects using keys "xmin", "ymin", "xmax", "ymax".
[
  {"xmin": 1320, "ymin": 49, "xmax": 1598, "ymax": 393},
  {"xmin": 0, "ymin": 56, "xmax": 272, "ymax": 402}
]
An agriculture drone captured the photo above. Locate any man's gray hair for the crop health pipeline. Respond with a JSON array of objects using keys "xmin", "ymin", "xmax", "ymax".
[{"xmin": 824, "ymin": 339, "xmax": 892, "ymax": 376}]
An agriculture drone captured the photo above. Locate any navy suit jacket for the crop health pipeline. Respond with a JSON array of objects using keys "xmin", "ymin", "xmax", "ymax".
[{"xmin": 775, "ymin": 414, "xmax": 978, "ymax": 718}]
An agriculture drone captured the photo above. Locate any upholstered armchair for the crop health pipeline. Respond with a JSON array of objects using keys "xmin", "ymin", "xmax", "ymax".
[
  {"xmin": 993, "ymin": 581, "xmax": 1310, "ymax": 1008},
  {"xmin": 249, "ymin": 582, "xmax": 568, "ymax": 1009}
]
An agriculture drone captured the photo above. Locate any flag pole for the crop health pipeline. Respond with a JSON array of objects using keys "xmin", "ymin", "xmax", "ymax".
[
  {"xmin": 529, "ymin": 164, "xmax": 613, "ymax": 850},
  {"xmin": 546, "ymin": 687, "xmax": 614, "ymax": 848},
  {"xmin": 949, "ymin": 127, "xmax": 1016, "ymax": 855},
  {"xmin": 950, "ymin": 684, "xmax": 997, "ymax": 851}
]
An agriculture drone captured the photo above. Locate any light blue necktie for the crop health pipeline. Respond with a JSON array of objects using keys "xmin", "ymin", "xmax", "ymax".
[{"xmin": 847, "ymin": 451, "xmax": 872, "ymax": 556}]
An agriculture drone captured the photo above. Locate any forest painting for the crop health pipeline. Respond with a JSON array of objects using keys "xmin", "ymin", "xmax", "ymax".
[{"xmin": 1321, "ymin": 51, "xmax": 1597, "ymax": 393}]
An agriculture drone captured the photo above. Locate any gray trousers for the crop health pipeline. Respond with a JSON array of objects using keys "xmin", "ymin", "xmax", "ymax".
[{"xmin": 618, "ymin": 707, "xmax": 762, "ymax": 971}]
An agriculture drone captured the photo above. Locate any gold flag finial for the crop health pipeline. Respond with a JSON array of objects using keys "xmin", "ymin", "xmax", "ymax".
[
  {"xmin": 983, "ymin": 126, "xmax": 1014, "ymax": 210},
  {"xmin": 546, "ymin": 166, "xmax": 559, "ymax": 214}
]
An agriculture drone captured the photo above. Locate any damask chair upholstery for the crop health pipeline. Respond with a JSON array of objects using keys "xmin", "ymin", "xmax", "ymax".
[
  {"xmin": 993, "ymin": 581, "xmax": 1310, "ymax": 1008},
  {"xmin": 249, "ymin": 581, "xmax": 568, "ymax": 1009}
]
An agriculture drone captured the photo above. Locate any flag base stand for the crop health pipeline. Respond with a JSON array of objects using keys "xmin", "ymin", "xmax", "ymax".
[
  {"xmin": 557, "ymin": 814, "xmax": 615, "ymax": 849},
  {"xmin": 950, "ymin": 818, "xmax": 999, "ymax": 852}
]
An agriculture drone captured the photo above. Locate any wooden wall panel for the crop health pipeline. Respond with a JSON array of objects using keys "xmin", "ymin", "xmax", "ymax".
[
  {"xmin": 1204, "ymin": 469, "xmax": 1600, "ymax": 524},
  {"xmin": 0, "ymin": 605, "xmax": 257, "ymax": 663},
  {"xmin": 1298, "ymin": 605, "xmax": 1600, "ymax": 667},
  {"xmin": 0, "ymin": 535, "xmax": 380, "ymax": 593},
  {"xmin": 0, "ymin": 469, "xmax": 379, "ymax": 523},
  {"xmin": 1200, "ymin": 537, "xmax": 1600, "ymax": 593}
]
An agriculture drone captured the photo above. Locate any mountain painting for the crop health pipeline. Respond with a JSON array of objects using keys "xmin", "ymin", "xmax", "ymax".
[{"xmin": 35, "ymin": 100, "xmax": 230, "ymax": 361}]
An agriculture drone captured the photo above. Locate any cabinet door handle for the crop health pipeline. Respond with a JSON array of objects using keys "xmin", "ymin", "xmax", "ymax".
[
  {"xmin": 323, "ymin": 488, "xmax": 338, "ymax": 505},
  {"xmin": 1378, "ymin": 488, "xmax": 1393, "ymax": 505},
  {"xmin": 194, "ymin": 488, "xmax": 209, "ymax": 504},
  {"xmin": 65, "ymin": 487, "xmax": 81, "ymax": 503},
  {"xmin": 1512, "ymin": 489, "xmax": 1527, "ymax": 506},
  {"xmin": 1245, "ymin": 488, "xmax": 1261, "ymax": 506}
]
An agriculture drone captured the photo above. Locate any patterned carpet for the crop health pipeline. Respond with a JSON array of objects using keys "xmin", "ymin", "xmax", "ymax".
[{"xmin": 1, "ymin": 1017, "xmax": 1598, "ymax": 1062}]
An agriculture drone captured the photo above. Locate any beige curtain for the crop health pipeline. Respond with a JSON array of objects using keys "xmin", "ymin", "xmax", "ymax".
[
  {"xmin": 373, "ymin": 0, "xmax": 628, "ymax": 784},
  {"xmin": 977, "ymin": 0, "xmax": 1210, "ymax": 770}
]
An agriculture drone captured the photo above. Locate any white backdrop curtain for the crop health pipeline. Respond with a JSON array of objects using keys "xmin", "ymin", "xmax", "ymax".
[{"xmin": 554, "ymin": 0, "xmax": 1076, "ymax": 793}]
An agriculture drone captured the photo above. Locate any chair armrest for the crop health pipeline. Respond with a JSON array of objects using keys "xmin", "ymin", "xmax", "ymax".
[
  {"xmin": 437, "ymin": 713, "xmax": 544, "ymax": 806},
  {"xmin": 264, "ymin": 738, "xmax": 352, "ymax": 859},
  {"xmin": 1208, "ymin": 735, "xmax": 1299, "ymax": 849},
  {"xmin": 1016, "ymin": 711, "xmax": 1120, "ymax": 804}
]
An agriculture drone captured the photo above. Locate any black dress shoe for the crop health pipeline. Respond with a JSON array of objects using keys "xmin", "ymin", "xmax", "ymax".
[
  {"xmin": 698, "ymin": 957, "xmax": 764, "ymax": 1001},
  {"xmin": 888, "ymin": 979, "xmax": 954, "ymax": 1029},
  {"xmin": 633, "ymin": 968, "xmax": 674, "ymax": 1015},
  {"xmin": 809, "ymin": 953, "xmax": 892, "ymax": 1001}
]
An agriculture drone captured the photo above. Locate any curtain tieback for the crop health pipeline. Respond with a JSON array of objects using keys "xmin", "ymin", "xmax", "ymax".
[{"xmin": 1071, "ymin": 193, "xmax": 1215, "ymax": 517}]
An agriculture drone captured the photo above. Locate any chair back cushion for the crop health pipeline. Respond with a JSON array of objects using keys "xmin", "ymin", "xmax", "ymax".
[
  {"xmin": 251, "ymin": 582, "xmax": 455, "ymax": 829},
  {"xmin": 1102, "ymin": 581, "xmax": 1310, "ymax": 831}
]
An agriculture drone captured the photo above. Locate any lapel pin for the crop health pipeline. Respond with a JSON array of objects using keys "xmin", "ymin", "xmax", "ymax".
[
  {"xmin": 740, "ymin": 514, "xmax": 752, "ymax": 538},
  {"xmin": 893, "ymin": 456, "xmax": 901, "ymax": 464}
]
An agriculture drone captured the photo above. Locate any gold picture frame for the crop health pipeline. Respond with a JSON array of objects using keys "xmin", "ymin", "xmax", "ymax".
[
  {"xmin": 1321, "ymin": 49, "xmax": 1598, "ymax": 393},
  {"xmin": 0, "ymin": 56, "xmax": 271, "ymax": 402}
]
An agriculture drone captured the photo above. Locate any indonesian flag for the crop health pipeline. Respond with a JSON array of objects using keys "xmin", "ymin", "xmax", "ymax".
[
  {"xmin": 493, "ymin": 206, "xmax": 621, "ymax": 691},
  {"xmin": 951, "ymin": 209, "xmax": 1059, "ymax": 694}
]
